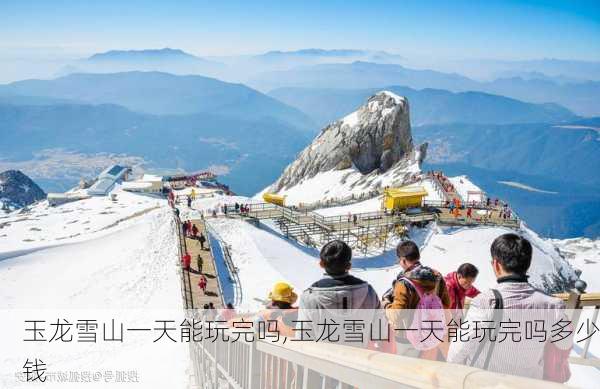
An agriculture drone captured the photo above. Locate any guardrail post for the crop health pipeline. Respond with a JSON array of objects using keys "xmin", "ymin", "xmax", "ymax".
[{"xmin": 247, "ymin": 341, "xmax": 261, "ymax": 389}]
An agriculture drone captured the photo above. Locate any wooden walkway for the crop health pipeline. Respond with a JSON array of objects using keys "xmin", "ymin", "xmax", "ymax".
[
  {"xmin": 437, "ymin": 207, "xmax": 519, "ymax": 228},
  {"xmin": 180, "ymin": 218, "xmax": 223, "ymax": 309}
]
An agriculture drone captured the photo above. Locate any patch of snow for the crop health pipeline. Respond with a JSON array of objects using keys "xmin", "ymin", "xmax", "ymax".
[
  {"xmin": 379, "ymin": 90, "xmax": 405, "ymax": 104},
  {"xmin": 341, "ymin": 110, "xmax": 359, "ymax": 127},
  {"xmin": 0, "ymin": 201, "xmax": 189, "ymax": 388},
  {"xmin": 268, "ymin": 158, "xmax": 421, "ymax": 207},
  {"xmin": 0, "ymin": 186, "xmax": 163, "ymax": 257},
  {"xmin": 448, "ymin": 175, "xmax": 485, "ymax": 203}
]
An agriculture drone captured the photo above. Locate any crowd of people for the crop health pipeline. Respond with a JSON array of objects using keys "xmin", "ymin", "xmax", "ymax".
[
  {"xmin": 428, "ymin": 170, "xmax": 457, "ymax": 195},
  {"xmin": 206, "ymin": 233, "xmax": 572, "ymax": 383}
]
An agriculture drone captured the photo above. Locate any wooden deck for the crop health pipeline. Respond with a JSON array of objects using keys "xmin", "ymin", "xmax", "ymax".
[{"xmin": 180, "ymin": 218, "xmax": 223, "ymax": 309}]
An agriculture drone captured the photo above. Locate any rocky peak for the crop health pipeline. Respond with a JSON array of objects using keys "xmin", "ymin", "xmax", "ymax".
[
  {"xmin": 271, "ymin": 91, "xmax": 419, "ymax": 192},
  {"xmin": 0, "ymin": 170, "xmax": 46, "ymax": 211}
]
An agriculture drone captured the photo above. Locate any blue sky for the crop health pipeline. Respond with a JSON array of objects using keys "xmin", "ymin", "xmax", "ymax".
[{"xmin": 1, "ymin": 0, "xmax": 599, "ymax": 60}]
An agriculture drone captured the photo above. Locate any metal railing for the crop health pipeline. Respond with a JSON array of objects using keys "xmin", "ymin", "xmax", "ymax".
[
  {"xmin": 189, "ymin": 324, "xmax": 567, "ymax": 389},
  {"xmin": 557, "ymin": 291, "xmax": 600, "ymax": 361},
  {"xmin": 173, "ymin": 212, "xmax": 194, "ymax": 309}
]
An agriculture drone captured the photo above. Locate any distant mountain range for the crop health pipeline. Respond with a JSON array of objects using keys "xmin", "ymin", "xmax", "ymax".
[
  {"xmin": 415, "ymin": 122, "xmax": 600, "ymax": 239},
  {"xmin": 414, "ymin": 122, "xmax": 600, "ymax": 189},
  {"xmin": 251, "ymin": 49, "xmax": 403, "ymax": 65},
  {"xmin": 0, "ymin": 71, "xmax": 315, "ymax": 130},
  {"xmin": 87, "ymin": 48, "xmax": 211, "ymax": 63},
  {"xmin": 482, "ymin": 58, "xmax": 600, "ymax": 81},
  {"xmin": 1, "ymin": 60, "xmax": 598, "ymax": 238},
  {"xmin": 269, "ymin": 86, "xmax": 578, "ymax": 127},
  {"xmin": 251, "ymin": 61, "xmax": 600, "ymax": 116},
  {"xmin": 58, "ymin": 48, "xmax": 225, "ymax": 78},
  {"xmin": 47, "ymin": 49, "xmax": 600, "ymax": 117},
  {"xmin": 0, "ymin": 102, "xmax": 311, "ymax": 195}
]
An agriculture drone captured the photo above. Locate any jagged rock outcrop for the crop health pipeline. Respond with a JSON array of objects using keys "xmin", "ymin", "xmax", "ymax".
[
  {"xmin": 0, "ymin": 170, "xmax": 46, "ymax": 211},
  {"xmin": 271, "ymin": 91, "xmax": 417, "ymax": 192}
]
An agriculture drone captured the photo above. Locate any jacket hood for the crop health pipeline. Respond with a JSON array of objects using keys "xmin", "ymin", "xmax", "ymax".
[
  {"xmin": 405, "ymin": 265, "xmax": 441, "ymax": 293},
  {"xmin": 302, "ymin": 274, "xmax": 379, "ymax": 314}
]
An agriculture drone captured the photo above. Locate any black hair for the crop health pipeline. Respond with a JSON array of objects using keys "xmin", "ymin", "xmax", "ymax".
[
  {"xmin": 490, "ymin": 233, "xmax": 532, "ymax": 276},
  {"xmin": 320, "ymin": 240, "xmax": 352, "ymax": 275},
  {"xmin": 457, "ymin": 263, "xmax": 479, "ymax": 279},
  {"xmin": 396, "ymin": 240, "xmax": 420, "ymax": 262},
  {"xmin": 226, "ymin": 303, "xmax": 234, "ymax": 309}
]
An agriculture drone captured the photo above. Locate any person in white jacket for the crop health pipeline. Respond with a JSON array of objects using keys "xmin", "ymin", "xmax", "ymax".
[{"xmin": 447, "ymin": 233, "xmax": 572, "ymax": 380}]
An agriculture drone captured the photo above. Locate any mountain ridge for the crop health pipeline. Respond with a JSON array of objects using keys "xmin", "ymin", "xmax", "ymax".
[
  {"xmin": 0, "ymin": 71, "xmax": 315, "ymax": 130},
  {"xmin": 268, "ymin": 86, "xmax": 578, "ymax": 127}
]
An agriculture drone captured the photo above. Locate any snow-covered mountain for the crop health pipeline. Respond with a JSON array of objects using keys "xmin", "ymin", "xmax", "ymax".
[
  {"xmin": 0, "ymin": 170, "xmax": 46, "ymax": 212},
  {"xmin": 254, "ymin": 91, "xmax": 579, "ymax": 294},
  {"xmin": 265, "ymin": 91, "xmax": 426, "ymax": 203},
  {"xmin": 551, "ymin": 237, "xmax": 600, "ymax": 291}
]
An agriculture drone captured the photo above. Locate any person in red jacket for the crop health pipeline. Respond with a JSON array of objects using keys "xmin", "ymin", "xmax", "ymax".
[
  {"xmin": 198, "ymin": 274, "xmax": 207, "ymax": 294},
  {"xmin": 182, "ymin": 251, "xmax": 191, "ymax": 271},
  {"xmin": 444, "ymin": 263, "xmax": 480, "ymax": 312}
]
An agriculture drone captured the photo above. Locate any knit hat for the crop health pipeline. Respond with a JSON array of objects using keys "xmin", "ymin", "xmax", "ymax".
[{"xmin": 268, "ymin": 282, "xmax": 298, "ymax": 304}]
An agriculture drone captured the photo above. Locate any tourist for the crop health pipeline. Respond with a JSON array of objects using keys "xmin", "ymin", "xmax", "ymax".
[
  {"xmin": 198, "ymin": 274, "xmax": 207, "ymax": 294},
  {"xmin": 182, "ymin": 251, "xmax": 191, "ymax": 271},
  {"xmin": 182, "ymin": 220, "xmax": 188, "ymax": 236},
  {"xmin": 382, "ymin": 241, "xmax": 450, "ymax": 358},
  {"xmin": 444, "ymin": 263, "xmax": 480, "ymax": 312},
  {"xmin": 297, "ymin": 240, "xmax": 381, "ymax": 346},
  {"xmin": 255, "ymin": 282, "xmax": 299, "ymax": 337},
  {"xmin": 447, "ymin": 233, "xmax": 572, "ymax": 381},
  {"xmin": 199, "ymin": 232, "xmax": 206, "ymax": 250},
  {"xmin": 196, "ymin": 254, "xmax": 203, "ymax": 273}
]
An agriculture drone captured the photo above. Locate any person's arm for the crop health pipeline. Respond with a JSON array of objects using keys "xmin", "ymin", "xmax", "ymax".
[
  {"xmin": 384, "ymin": 281, "xmax": 409, "ymax": 329},
  {"xmin": 465, "ymin": 286, "xmax": 480, "ymax": 298},
  {"xmin": 387, "ymin": 281, "xmax": 409, "ymax": 310}
]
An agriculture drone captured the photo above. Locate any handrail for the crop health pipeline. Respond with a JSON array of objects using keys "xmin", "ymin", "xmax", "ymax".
[
  {"xmin": 173, "ymin": 211, "xmax": 194, "ymax": 309},
  {"xmin": 189, "ymin": 323, "xmax": 569, "ymax": 389}
]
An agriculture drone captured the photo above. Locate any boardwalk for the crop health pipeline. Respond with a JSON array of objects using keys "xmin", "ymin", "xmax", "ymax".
[
  {"xmin": 213, "ymin": 201, "xmax": 519, "ymax": 253},
  {"xmin": 436, "ymin": 207, "xmax": 519, "ymax": 228},
  {"xmin": 178, "ymin": 217, "xmax": 223, "ymax": 309}
]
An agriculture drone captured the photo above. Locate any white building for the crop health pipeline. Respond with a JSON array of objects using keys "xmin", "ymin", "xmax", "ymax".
[{"xmin": 87, "ymin": 165, "xmax": 131, "ymax": 196}]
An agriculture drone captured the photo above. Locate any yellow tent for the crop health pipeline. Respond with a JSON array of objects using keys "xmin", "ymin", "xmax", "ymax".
[
  {"xmin": 263, "ymin": 193, "xmax": 286, "ymax": 206},
  {"xmin": 383, "ymin": 186, "xmax": 428, "ymax": 211}
]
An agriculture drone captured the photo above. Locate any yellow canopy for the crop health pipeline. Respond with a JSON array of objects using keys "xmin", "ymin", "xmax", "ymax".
[
  {"xmin": 263, "ymin": 192, "xmax": 286, "ymax": 206},
  {"xmin": 383, "ymin": 186, "xmax": 428, "ymax": 210}
]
